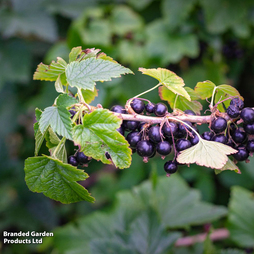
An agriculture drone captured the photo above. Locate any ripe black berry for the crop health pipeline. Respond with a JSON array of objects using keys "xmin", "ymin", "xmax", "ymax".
[
  {"xmin": 126, "ymin": 131, "xmax": 141, "ymax": 149},
  {"xmin": 246, "ymin": 140, "xmax": 254, "ymax": 152},
  {"xmin": 211, "ymin": 117, "xmax": 227, "ymax": 133},
  {"xmin": 231, "ymin": 128, "xmax": 247, "ymax": 144},
  {"xmin": 136, "ymin": 140, "xmax": 155, "ymax": 157},
  {"xmin": 154, "ymin": 102, "xmax": 168, "ymax": 117},
  {"xmin": 190, "ymin": 134, "xmax": 199, "ymax": 145},
  {"xmin": 227, "ymin": 105, "xmax": 240, "ymax": 118},
  {"xmin": 240, "ymin": 107, "xmax": 254, "ymax": 123},
  {"xmin": 233, "ymin": 146, "xmax": 249, "ymax": 161},
  {"xmin": 156, "ymin": 141, "xmax": 171, "ymax": 156},
  {"xmin": 145, "ymin": 103, "xmax": 155, "ymax": 114},
  {"xmin": 110, "ymin": 105, "xmax": 126, "ymax": 114},
  {"xmin": 68, "ymin": 155, "xmax": 78, "ymax": 166},
  {"xmin": 124, "ymin": 120, "xmax": 139, "ymax": 131},
  {"xmin": 243, "ymin": 123, "xmax": 254, "ymax": 134},
  {"xmin": 117, "ymin": 125, "xmax": 125, "ymax": 136},
  {"xmin": 69, "ymin": 110, "xmax": 76, "ymax": 118},
  {"xmin": 76, "ymin": 152, "xmax": 90, "ymax": 164},
  {"xmin": 184, "ymin": 110, "xmax": 196, "ymax": 116},
  {"xmin": 175, "ymin": 122, "xmax": 192, "ymax": 138},
  {"xmin": 230, "ymin": 98, "xmax": 244, "ymax": 110},
  {"xmin": 201, "ymin": 131, "xmax": 214, "ymax": 141},
  {"xmin": 131, "ymin": 99, "xmax": 145, "ymax": 114},
  {"xmin": 162, "ymin": 122, "xmax": 178, "ymax": 137},
  {"xmin": 212, "ymin": 134, "xmax": 228, "ymax": 144},
  {"xmin": 148, "ymin": 125, "xmax": 161, "ymax": 143},
  {"xmin": 164, "ymin": 160, "xmax": 178, "ymax": 174},
  {"xmin": 176, "ymin": 139, "xmax": 192, "ymax": 151}
]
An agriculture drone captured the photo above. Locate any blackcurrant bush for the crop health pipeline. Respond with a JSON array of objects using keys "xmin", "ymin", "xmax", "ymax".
[
  {"xmin": 162, "ymin": 122, "xmax": 178, "ymax": 137},
  {"xmin": 231, "ymin": 128, "xmax": 246, "ymax": 144},
  {"xmin": 124, "ymin": 120, "xmax": 139, "ymax": 131},
  {"xmin": 246, "ymin": 140, "xmax": 254, "ymax": 152},
  {"xmin": 164, "ymin": 160, "xmax": 178, "ymax": 174},
  {"xmin": 126, "ymin": 131, "xmax": 141, "ymax": 149},
  {"xmin": 230, "ymin": 98, "xmax": 244, "ymax": 110},
  {"xmin": 145, "ymin": 102, "xmax": 155, "ymax": 114},
  {"xmin": 211, "ymin": 117, "xmax": 227, "ymax": 133},
  {"xmin": 227, "ymin": 105, "xmax": 240, "ymax": 118},
  {"xmin": 233, "ymin": 146, "xmax": 249, "ymax": 161},
  {"xmin": 136, "ymin": 140, "xmax": 155, "ymax": 157},
  {"xmin": 76, "ymin": 152, "xmax": 91, "ymax": 164},
  {"xmin": 68, "ymin": 155, "xmax": 78, "ymax": 166},
  {"xmin": 243, "ymin": 123, "xmax": 254, "ymax": 134},
  {"xmin": 176, "ymin": 139, "xmax": 192, "ymax": 151},
  {"xmin": 110, "ymin": 105, "xmax": 126, "ymax": 114},
  {"xmin": 190, "ymin": 134, "xmax": 199, "ymax": 145},
  {"xmin": 148, "ymin": 125, "xmax": 162, "ymax": 143},
  {"xmin": 156, "ymin": 141, "xmax": 171, "ymax": 156},
  {"xmin": 131, "ymin": 99, "xmax": 145, "ymax": 114},
  {"xmin": 240, "ymin": 107, "xmax": 254, "ymax": 123},
  {"xmin": 184, "ymin": 110, "xmax": 196, "ymax": 116},
  {"xmin": 212, "ymin": 134, "xmax": 228, "ymax": 144},
  {"xmin": 201, "ymin": 131, "xmax": 214, "ymax": 141},
  {"xmin": 154, "ymin": 102, "xmax": 168, "ymax": 117}
]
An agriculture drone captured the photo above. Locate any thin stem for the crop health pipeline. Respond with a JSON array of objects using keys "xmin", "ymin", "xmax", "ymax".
[
  {"xmin": 134, "ymin": 83, "xmax": 162, "ymax": 98},
  {"xmin": 173, "ymin": 94, "xmax": 179, "ymax": 111},
  {"xmin": 210, "ymin": 86, "xmax": 217, "ymax": 109}
]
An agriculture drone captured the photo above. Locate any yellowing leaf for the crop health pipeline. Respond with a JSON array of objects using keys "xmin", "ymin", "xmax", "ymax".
[
  {"xmin": 139, "ymin": 67, "xmax": 190, "ymax": 101},
  {"xmin": 177, "ymin": 138, "xmax": 237, "ymax": 169},
  {"xmin": 195, "ymin": 80, "xmax": 216, "ymax": 99},
  {"xmin": 214, "ymin": 158, "xmax": 241, "ymax": 174}
]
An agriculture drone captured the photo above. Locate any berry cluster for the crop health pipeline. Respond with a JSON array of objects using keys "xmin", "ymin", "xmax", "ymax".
[{"xmin": 68, "ymin": 151, "xmax": 91, "ymax": 167}]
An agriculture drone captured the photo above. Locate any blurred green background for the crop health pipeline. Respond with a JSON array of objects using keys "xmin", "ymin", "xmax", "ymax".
[{"xmin": 1, "ymin": 0, "xmax": 254, "ymax": 253}]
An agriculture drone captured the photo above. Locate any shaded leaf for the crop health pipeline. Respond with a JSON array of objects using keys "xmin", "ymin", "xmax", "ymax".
[
  {"xmin": 177, "ymin": 138, "xmax": 237, "ymax": 169},
  {"xmin": 227, "ymin": 186, "xmax": 254, "ymax": 248},
  {"xmin": 81, "ymin": 88, "xmax": 98, "ymax": 104},
  {"xmin": 66, "ymin": 57, "xmax": 133, "ymax": 91},
  {"xmin": 194, "ymin": 80, "xmax": 216, "ymax": 99},
  {"xmin": 56, "ymin": 94, "xmax": 78, "ymax": 108},
  {"xmin": 50, "ymin": 138, "xmax": 68, "ymax": 163},
  {"xmin": 24, "ymin": 155, "xmax": 94, "ymax": 204},
  {"xmin": 214, "ymin": 158, "xmax": 241, "ymax": 174},
  {"xmin": 33, "ymin": 57, "xmax": 67, "ymax": 81},
  {"xmin": 139, "ymin": 68, "xmax": 190, "ymax": 100},
  {"xmin": 45, "ymin": 128, "xmax": 60, "ymax": 149},
  {"xmin": 73, "ymin": 109, "xmax": 131, "ymax": 169},
  {"xmin": 55, "ymin": 74, "xmax": 65, "ymax": 93}
]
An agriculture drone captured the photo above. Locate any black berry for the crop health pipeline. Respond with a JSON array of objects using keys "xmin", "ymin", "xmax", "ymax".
[
  {"xmin": 212, "ymin": 134, "xmax": 228, "ymax": 144},
  {"xmin": 68, "ymin": 155, "xmax": 78, "ymax": 166},
  {"xmin": 156, "ymin": 141, "xmax": 172, "ymax": 156},
  {"xmin": 211, "ymin": 117, "xmax": 227, "ymax": 133},
  {"xmin": 246, "ymin": 140, "xmax": 254, "ymax": 152},
  {"xmin": 227, "ymin": 105, "xmax": 240, "ymax": 118},
  {"xmin": 110, "ymin": 105, "xmax": 126, "ymax": 114},
  {"xmin": 162, "ymin": 122, "xmax": 178, "ymax": 137},
  {"xmin": 202, "ymin": 131, "xmax": 214, "ymax": 141},
  {"xmin": 233, "ymin": 146, "xmax": 249, "ymax": 161},
  {"xmin": 231, "ymin": 128, "xmax": 247, "ymax": 144},
  {"xmin": 76, "ymin": 152, "xmax": 90, "ymax": 164},
  {"xmin": 69, "ymin": 110, "xmax": 76, "ymax": 118},
  {"xmin": 117, "ymin": 125, "xmax": 125, "ymax": 136},
  {"xmin": 124, "ymin": 120, "xmax": 139, "ymax": 131},
  {"xmin": 148, "ymin": 125, "xmax": 161, "ymax": 143},
  {"xmin": 164, "ymin": 160, "xmax": 178, "ymax": 174},
  {"xmin": 176, "ymin": 139, "xmax": 192, "ymax": 151},
  {"xmin": 136, "ymin": 140, "xmax": 155, "ymax": 157},
  {"xmin": 154, "ymin": 102, "xmax": 168, "ymax": 117},
  {"xmin": 230, "ymin": 98, "xmax": 244, "ymax": 110},
  {"xmin": 190, "ymin": 134, "xmax": 199, "ymax": 145},
  {"xmin": 131, "ymin": 99, "xmax": 145, "ymax": 114},
  {"xmin": 244, "ymin": 123, "xmax": 254, "ymax": 134},
  {"xmin": 184, "ymin": 110, "xmax": 196, "ymax": 116},
  {"xmin": 126, "ymin": 131, "xmax": 141, "ymax": 149},
  {"xmin": 145, "ymin": 103, "xmax": 155, "ymax": 114},
  {"xmin": 240, "ymin": 107, "xmax": 254, "ymax": 123}
]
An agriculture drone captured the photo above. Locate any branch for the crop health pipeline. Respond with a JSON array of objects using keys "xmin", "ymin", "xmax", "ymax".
[{"xmin": 174, "ymin": 228, "xmax": 229, "ymax": 247}]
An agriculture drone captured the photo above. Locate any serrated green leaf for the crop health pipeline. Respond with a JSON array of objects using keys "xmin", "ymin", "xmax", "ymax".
[
  {"xmin": 34, "ymin": 108, "xmax": 44, "ymax": 156},
  {"xmin": 69, "ymin": 46, "xmax": 82, "ymax": 62},
  {"xmin": 81, "ymin": 88, "xmax": 98, "ymax": 104},
  {"xmin": 66, "ymin": 57, "xmax": 133, "ymax": 91},
  {"xmin": 39, "ymin": 106, "xmax": 72, "ymax": 140},
  {"xmin": 35, "ymin": 108, "xmax": 42, "ymax": 122},
  {"xmin": 97, "ymin": 52, "xmax": 117, "ymax": 63},
  {"xmin": 55, "ymin": 74, "xmax": 65, "ymax": 93},
  {"xmin": 195, "ymin": 80, "xmax": 216, "ymax": 99},
  {"xmin": 227, "ymin": 186, "xmax": 254, "ymax": 247},
  {"xmin": 24, "ymin": 155, "xmax": 94, "ymax": 204},
  {"xmin": 73, "ymin": 109, "xmax": 131, "ymax": 169},
  {"xmin": 45, "ymin": 128, "xmax": 60, "ymax": 149},
  {"xmin": 50, "ymin": 138, "xmax": 67, "ymax": 163},
  {"xmin": 159, "ymin": 86, "xmax": 202, "ymax": 114},
  {"xmin": 214, "ymin": 158, "xmax": 241, "ymax": 174},
  {"xmin": 56, "ymin": 94, "xmax": 78, "ymax": 108},
  {"xmin": 139, "ymin": 67, "xmax": 190, "ymax": 101},
  {"xmin": 177, "ymin": 138, "xmax": 237, "ymax": 169},
  {"xmin": 33, "ymin": 57, "xmax": 67, "ymax": 81}
]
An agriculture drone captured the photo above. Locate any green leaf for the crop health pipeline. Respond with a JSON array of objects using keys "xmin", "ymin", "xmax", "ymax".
[
  {"xmin": 73, "ymin": 109, "xmax": 132, "ymax": 169},
  {"xmin": 159, "ymin": 86, "xmax": 202, "ymax": 114},
  {"xmin": 194, "ymin": 80, "xmax": 216, "ymax": 99},
  {"xmin": 34, "ymin": 108, "xmax": 44, "ymax": 156},
  {"xmin": 39, "ymin": 106, "xmax": 73, "ymax": 140},
  {"xmin": 50, "ymin": 138, "xmax": 68, "ymax": 163},
  {"xmin": 177, "ymin": 138, "xmax": 237, "ymax": 169},
  {"xmin": 214, "ymin": 158, "xmax": 241, "ymax": 174},
  {"xmin": 45, "ymin": 127, "xmax": 60, "ymax": 149},
  {"xmin": 24, "ymin": 155, "xmax": 94, "ymax": 204},
  {"xmin": 139, "ymin": 67, "xmax": 191, "ymax": 101},
  {"xmin": 227, "ymin": 186, "xmax": 254, "ymax": 248},
  {"xmin": 56, "ymin": 94, "xmax": 78, "ymax": 108},
  {"xmin": 54, "ymin": 75, "xmax": 65, "ymax": 93},
  {"xmin": 69, "ymin": 46, "xmax": 83, "ymax": 62},
  {"xmin": 66, "ymin": 57, "xmax": 133, "ymax": 91},
  {"xmin": 81, "ymin": 88, "xmax": 98, "ymax": 104},
  {"xmin": 33, "ymin": 57, "xmax": 67, "ymax": 81}
]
